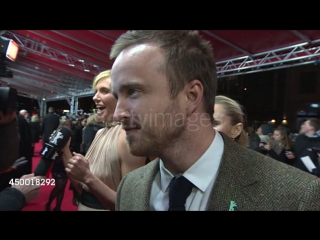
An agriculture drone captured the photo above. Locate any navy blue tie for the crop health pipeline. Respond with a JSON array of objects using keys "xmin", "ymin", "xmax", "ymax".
[{"xmin": 168, "ymin": 175, "xmax": 194, "ymax": 211}]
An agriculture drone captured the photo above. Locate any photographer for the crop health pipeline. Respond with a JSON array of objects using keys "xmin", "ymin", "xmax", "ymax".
[
  {"xmin": 0, "ymin": 87, "xmax": 42, "ymax": 210},
  {"xmin": 0, "ymin": 173, "xmax": 43, "ymax": 211},
  {"xmin": 0, "ymin": 89, "xmax": 19, "ymax": 172}
]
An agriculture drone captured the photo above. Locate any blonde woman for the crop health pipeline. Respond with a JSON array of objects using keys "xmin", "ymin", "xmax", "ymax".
[
  {"xmin": 213, "ymin": 95, "xmax": 248, "ymax": 148},
  {"xmin": 263, "ymin": 127, "xmax": 293, "ymax": 165},
  {"xmin": 61, "ymin": 70, "xmax": 147, "ymax": 211}
]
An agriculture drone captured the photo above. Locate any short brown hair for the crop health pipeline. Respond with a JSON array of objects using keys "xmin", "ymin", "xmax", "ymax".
[
  {"xmin": 110, "ymin": 30, "xmax": 217, "ymax": 122},
  {"xmin": 307, "ymin": 118, "xmax": 320, "ymax": 131}
]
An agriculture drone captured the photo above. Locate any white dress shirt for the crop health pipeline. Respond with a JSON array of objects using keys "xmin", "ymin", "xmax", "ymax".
[{"xmin": 150, "ymin": 130, "xmax": 224, "ymax": 211}]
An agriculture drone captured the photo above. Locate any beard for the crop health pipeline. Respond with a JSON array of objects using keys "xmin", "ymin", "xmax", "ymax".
[{"xmin": 124, "ymin": 102, "xmax": 186, "ymax": 157}]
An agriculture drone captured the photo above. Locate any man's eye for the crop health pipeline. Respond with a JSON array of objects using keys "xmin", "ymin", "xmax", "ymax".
[
  {"xmin": 213, "ymin": 120, "xmax": 220, "ymax": 126},
  {"xmin": 128, "ymin": 89, "xmax": 137, "ymax": 95}
]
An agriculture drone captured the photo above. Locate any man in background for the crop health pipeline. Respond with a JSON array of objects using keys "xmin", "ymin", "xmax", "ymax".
[
  {"xmin": 286, "ymin": 118, "xmax": 320, "ymax": 176},
  {"xmin": 16, "ymin": 110, "xmax": 33, "ymax": 176},
  {"xmin": 0, "ymin": 87, "xmax": 42, "ymax": 210},
  {"xmin": 19, "ymin": 109, "xmax": 30, "ymax": 122},
  {"xmin": 41, "ymin": 107, "xmax": 60, "ymax": 147},
  {"xmin": 0, "ymin": 87, "xmax": 19, "ymax": 172}
]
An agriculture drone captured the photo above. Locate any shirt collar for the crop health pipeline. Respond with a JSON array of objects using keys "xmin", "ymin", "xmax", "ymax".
[{"xmin": 159, "ymin": 130, "xmax": 224, "ymax": 192}]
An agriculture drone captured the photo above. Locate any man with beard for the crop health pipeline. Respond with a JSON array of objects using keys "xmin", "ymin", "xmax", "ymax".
[{"xmin": 110, "ymin": 30, "xmax": 320, "ymax": 211}]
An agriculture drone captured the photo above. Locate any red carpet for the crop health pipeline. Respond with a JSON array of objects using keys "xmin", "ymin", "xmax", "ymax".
[{"xmin": 22, "ymin": 141, "xmax": 78, "ymax": 211}]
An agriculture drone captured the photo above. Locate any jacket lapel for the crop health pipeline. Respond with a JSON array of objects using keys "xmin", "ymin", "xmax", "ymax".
[
  {"xmin": 132, "ymin": 159, "xmax": 160, "ymax": 211},
  {"xmin": 131, "ymin": 133, "xmax": 264, "ymax": 211},
  {"xmin": 206, "ymin": 133, "xmax": 261, "ymax": 211}
]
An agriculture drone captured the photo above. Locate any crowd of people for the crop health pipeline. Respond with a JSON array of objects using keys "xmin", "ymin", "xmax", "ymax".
[{"xmin": 1, "ymin": 30, "xmax": 320, "ymax": 211}]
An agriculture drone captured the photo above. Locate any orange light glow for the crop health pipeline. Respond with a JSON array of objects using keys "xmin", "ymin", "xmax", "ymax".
[{"xmin": 6, "ymin": 40, "xmax": 19, "ymax": 61}]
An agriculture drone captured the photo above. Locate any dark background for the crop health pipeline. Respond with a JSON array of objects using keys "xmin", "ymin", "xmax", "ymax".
[{"xmin": 16, "ymin": 64, "xmax": 320, "ymax": 132}]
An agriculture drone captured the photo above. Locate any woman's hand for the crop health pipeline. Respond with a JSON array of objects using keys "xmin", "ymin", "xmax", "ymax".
[{"xmin": 65, "ymin": 152, "xmax": 91, "ymax": 183}]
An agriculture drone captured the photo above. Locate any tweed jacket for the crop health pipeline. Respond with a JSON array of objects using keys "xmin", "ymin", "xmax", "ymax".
[{"xmin": 116, "ymin": 132, "xmax": 320, "ymax": 211}]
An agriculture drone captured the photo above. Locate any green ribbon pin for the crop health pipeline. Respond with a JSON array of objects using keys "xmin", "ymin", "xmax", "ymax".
[{"xmin": 229, "ymin": 201, "xmax": 237, "ymax": 211}]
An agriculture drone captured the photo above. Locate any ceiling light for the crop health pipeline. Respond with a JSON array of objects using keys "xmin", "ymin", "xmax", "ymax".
[{"xmin": 0, "ymin": 37, "xmax": 19, "ymax": 62}]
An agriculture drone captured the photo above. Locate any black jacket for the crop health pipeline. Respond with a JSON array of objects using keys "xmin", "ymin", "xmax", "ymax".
[
  {"xmin": 29, "ymin": 121, "xmax": 41, "ymax": 143},
  {"xmin": 292, "ymin": 133, "xmax": 320, "ymax": 175},
  {"xmin": 0, "ymin": 116, "xmax": 27, "ymax": 210},
  {"xmin": 83, "ymin": 125, "xmax": 104, "ymax": 155},
  {"xmin": 0, "ymin": 117, "xmax": 19, "ymax": 171},
  {"xmin": 267, "ymin": 147, "xmax": 293, "ymax": 166},
  {"xmin": 0, "ymin": 187, "xmax": 25, "ymax": 211},
  {"xmin": 16, "ymin": 114, "xmax": 33, "ymax": 175},
  {"xmin": 71, "ymin": 126, "xmax": 84, "ymax": 153},
  {"xmin": 0, "ymin": 116, "xmax": 21, "ymax": 192},
  {"xmin": 41, "ymin": 112, "xmax": 60, "ymax": 145}
]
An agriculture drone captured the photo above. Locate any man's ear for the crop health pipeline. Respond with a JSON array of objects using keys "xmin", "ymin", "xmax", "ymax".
[
  {"xmin": 231, "ymin": 123, "xmax": 243, "ymax": 139},
  {"xmin": 185, "ymin": 80, "xmax": 203, "ymax": 114}
]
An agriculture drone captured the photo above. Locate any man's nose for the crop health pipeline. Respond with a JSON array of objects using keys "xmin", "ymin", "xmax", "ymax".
[{"xmin": 113, "ymin": 101, "xmax": 129, "ymax": 122}]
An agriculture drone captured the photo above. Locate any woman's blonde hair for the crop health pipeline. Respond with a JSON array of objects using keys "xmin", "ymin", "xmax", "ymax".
[
  {"xmin": 92, "ymin": 70, "xmax": 111, "ymax": 90},
  {"xmin": 92, "ymin": 69, "xmax": 119, "ymax": 128},
  {"xmin": 59, "ymin": 119, "xmax": 72, "ymax": 128},
  {"xmin": 86, "ymin": 113, "xmax": 104, "ymax": 126},
  {"xmin": 274, "ymin": 127, "xmax": 292, "ymax": 150},
  {"xmin": 215, "ymin": 95, "xmax": 248, "ymax": 148}
]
